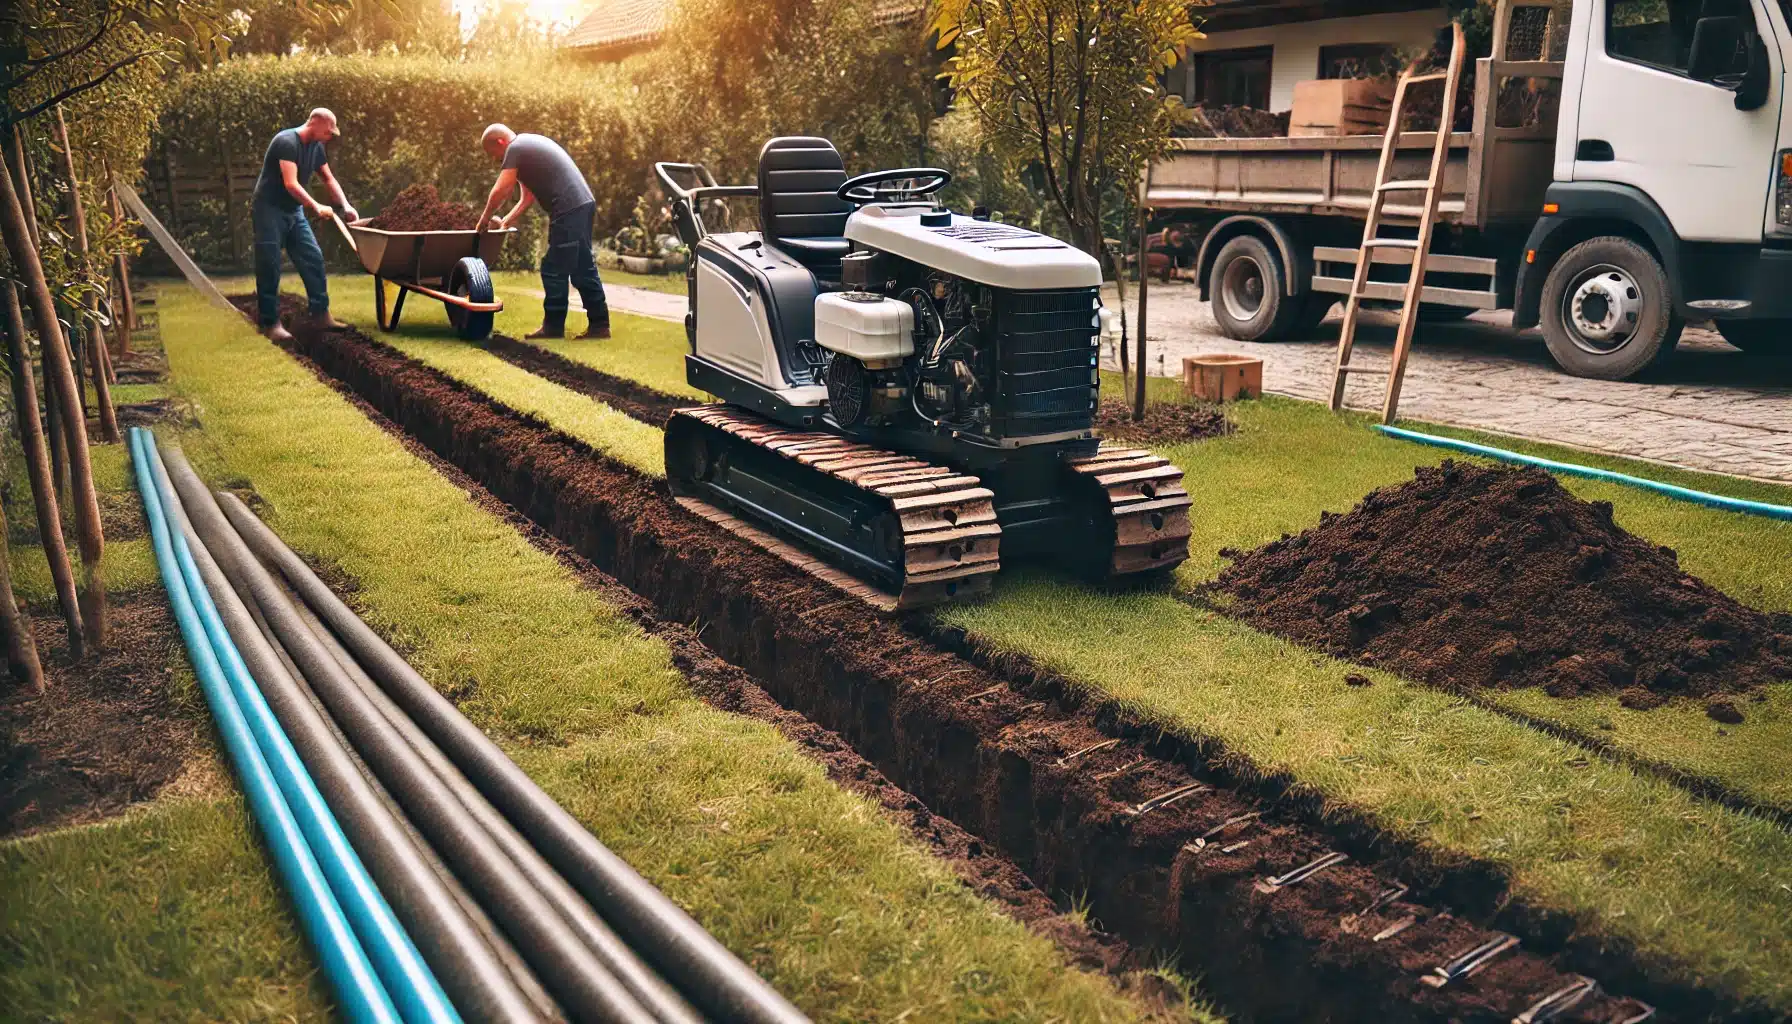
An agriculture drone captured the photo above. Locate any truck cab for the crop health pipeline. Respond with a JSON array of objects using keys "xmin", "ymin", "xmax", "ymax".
[{"xmin": 1517, "ymin": 0, "xmax": 1792, "ymax": 375}]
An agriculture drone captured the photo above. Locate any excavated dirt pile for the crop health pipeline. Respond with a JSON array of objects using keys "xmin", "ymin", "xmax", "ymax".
[
  {"xmin": 365, "ymin": 184, "xmax": 481, "ymax": 231},
  {"xmin": 1095, "ymin": 395, "xmax": 1229, "ymax": 445},
  {"xmin": 1213, "ymin": 461, "xmax": 1792, "ymax": 714}
]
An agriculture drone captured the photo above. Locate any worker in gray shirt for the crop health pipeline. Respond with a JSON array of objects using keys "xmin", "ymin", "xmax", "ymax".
[
  {"xmin": 476, "ymin": 124, "xmax": 610, "ymax": 339},
  {"xmin": 252, "ymin": 107, "xmax": 357, "ymax": 341}
]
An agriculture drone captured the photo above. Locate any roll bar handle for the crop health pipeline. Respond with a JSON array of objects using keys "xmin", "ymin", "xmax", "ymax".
[{"xmin": 654, "ymin": 162, "xmax": 757, "ymax": 246}]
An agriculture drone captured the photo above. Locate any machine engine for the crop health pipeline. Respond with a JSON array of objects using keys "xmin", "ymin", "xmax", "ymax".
[{"xmin": 813, "ymin": 210, "xmax": 1118, "ymax": 446}]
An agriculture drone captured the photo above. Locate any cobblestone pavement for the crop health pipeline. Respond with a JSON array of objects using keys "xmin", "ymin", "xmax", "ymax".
[{"xmin": 1103, "ymin": 281, "xmax": 1792, "ymax": 484}]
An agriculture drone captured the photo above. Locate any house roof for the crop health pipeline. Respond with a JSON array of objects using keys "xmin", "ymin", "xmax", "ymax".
[{"xmin": 564, "ymin": 0, "xmax": 925, "ymax": 59}]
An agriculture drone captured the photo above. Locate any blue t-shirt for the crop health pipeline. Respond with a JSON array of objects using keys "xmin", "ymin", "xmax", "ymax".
[
  {"xmin": 253, "ymin": 127, "xmax": 328, "ymax": 211},
  {"xmin": 501, "ymin": 133, "xmax": 593, "ymax": 219}
]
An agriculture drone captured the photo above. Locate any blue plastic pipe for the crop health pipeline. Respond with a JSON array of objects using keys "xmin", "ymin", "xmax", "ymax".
[
  {"xmin": 1374, "ymin": 424, "xmax": 1792, "ymax": 522},
  {"xmin": 130, "ymin": 428, "xmax": 403, "ymax": 1024},
  {"xmin": 135, "ymin": 431, "xmax": 461, "ymax": 1024}
]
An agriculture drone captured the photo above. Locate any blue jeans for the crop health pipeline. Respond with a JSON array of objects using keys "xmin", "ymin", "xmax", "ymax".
[
  {"xmin": 541, "ymin": 202, "xmax": 608, "ymax": 333},
  {"xmin": 252, "ymin": 199, "xmax": 329, "ymax": 328}
]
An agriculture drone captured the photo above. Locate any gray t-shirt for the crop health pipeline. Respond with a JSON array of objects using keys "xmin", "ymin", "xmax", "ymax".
[
  {"xmin": 501, "ymin": 134, "xmax": 593, "ymax": 219},
  {"xmin": 253, "ymin": 127, "xmax": 328, "ymax": 211}
]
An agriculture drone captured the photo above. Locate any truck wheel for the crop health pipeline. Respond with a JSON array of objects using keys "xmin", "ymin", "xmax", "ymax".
[
  {"xmin": 1209, "ymin": 235, "xmax": 1308, "ymax": 341},
  {"xmin": 1715, "ymin": 320, "xmax": 1791, "ymax": 361},
  {"xmin": 1539, "ymin": 237, "xmax": 1682, "ymax": 380}
]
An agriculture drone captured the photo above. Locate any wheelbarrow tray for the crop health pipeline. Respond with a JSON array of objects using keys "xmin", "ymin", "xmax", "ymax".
[{"xmin": 348, "ymin": 225, "xmax": 514, "ymax": 280}]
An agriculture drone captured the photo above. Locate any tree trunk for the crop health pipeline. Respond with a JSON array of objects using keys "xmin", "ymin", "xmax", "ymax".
[
  {"xmin": 1134, "ymin": 204, "xmax": 1149, "ymax": 421},
  {"xmin": 3, "ymin": 283, "xmax": 83, "ymax": 656},
  {"xmin": 1, "ymin": 129, "xmax": 107, "ymax": 654},
  {"xmin": 0, "ymin": 495, "xmax": 43, "ymax": 693},
  {"xmin": 7, "ymin": 124, "xmax": 37, "ymax": 250},
  {"xmin": 53, "ymin": 105, "xmax": 119, "ymax": 441},
  {"xmin": 107, "ymin": 180, "xmax": 135, "ymax": 342},
  {"xmin": 42, "ymin": 351, "xmax": 67, "ymax": 498}
]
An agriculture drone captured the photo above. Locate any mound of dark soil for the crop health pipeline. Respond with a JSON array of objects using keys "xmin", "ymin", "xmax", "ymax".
[
  {"xmin": 1095, "ymin": 396, "xmax": 1229, "ymax": 445},
  {"xmin": 366, "ymin": 184, "xmax": 481, "ymax": 232},
  {"xmin": 1212, "ymin": 461, "xmax": 1792, "ymax": 710},
  {"xmin": 1182, "ymin": 105, "xmax": 1291, "ymax": 138}
]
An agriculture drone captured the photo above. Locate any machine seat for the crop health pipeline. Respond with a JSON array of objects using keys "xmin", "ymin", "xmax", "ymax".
[{"xmin": 758, "ymin": 137, "xmax": 854, "ymax": 276}]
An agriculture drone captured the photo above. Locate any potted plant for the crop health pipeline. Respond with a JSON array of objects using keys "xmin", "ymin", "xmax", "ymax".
[{"xmin": 613, "ymin": 195, "xmax": 673, "ymax": 273}]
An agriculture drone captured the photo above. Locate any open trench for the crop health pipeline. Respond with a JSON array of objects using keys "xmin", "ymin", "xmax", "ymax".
[{"xmin": 263, "ymin": 313, "xmax": 1690, "ymax": 1023}]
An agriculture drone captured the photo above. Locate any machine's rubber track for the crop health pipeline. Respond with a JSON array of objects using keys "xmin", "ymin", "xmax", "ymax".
[
  {"xmin": 666, "ymin": 406, "xmax": 1001, "ymax": 610},
  {"xmin": 1065, "ymin": 445, "xmax": 1194, "ymax": 578}
]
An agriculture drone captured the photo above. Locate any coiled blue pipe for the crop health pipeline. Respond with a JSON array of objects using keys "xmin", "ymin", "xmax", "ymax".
[
  {"xmin": 131, "ymin": 427, "xmax": 403, "ymax": 1024},
  {"xmin": 1374, "ymin": 424, "xmax": 1792, "ymax": 522}
]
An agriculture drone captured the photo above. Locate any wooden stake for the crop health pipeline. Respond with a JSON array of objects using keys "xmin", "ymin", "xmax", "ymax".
[
  {"xmin": 1134, "ymin": 202, "xmax": 1150, "ymax": 421},
  {"xmin": 107, "ymin": 178, "xmax": 135, "ymax": 341},
  {"xmin": 53, "ymin": 105, "xmax": 119, "ymax": 442},
  {"xmin": 2, "ymin": 282, "xmax": 82, "ymax": 656},
  {"xmin": 7, "ymin": 124, "xmax": 37, "ymax": 250},
  {"xmin": 1, "ymin": 127, "xmax": 108, "ymax": 654}
]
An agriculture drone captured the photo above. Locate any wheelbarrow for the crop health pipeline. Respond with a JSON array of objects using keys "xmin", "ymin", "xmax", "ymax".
[{"xmin": 342, "ymin": 221, "xmax": 516, "ymax": 340}]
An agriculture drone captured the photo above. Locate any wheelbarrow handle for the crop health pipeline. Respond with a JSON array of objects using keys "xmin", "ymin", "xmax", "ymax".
[{"xmin": 329, "ymin": 213, "xmax": 358, "ymax": 253}]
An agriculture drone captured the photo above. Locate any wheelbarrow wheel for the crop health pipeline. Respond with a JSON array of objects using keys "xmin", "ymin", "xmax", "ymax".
[{"xmin": 445, "ymin": 257, "xmax": 495, "ymax": 341}]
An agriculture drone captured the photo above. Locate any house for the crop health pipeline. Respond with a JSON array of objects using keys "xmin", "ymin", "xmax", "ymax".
[
  {"xmin": 1166, "ymin": 0, "xmax": 1453, "ymax": 111},
  {"xmin": 564, "ymin": 0, "xmax": 928, "ymax": 62}
]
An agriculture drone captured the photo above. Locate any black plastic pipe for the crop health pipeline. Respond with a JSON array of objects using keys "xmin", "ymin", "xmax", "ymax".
[
  {"xmin": 159, "ymin": 449, "xmax": 547, "ymax": 1024},
  {"xmin": 278, "ymin": 573, "xmax": 700, "ymax": 1024},
  {"xmin": 218, "ymin": 492, "xmax": 812, "ymax": 1024},
  {"xmin": 166, "ymin": 455, "xmax": 659, "ymax": 1024}
]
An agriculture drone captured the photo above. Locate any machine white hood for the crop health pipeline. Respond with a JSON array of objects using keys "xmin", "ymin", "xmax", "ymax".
[{"xmin": 844, "ymin": 206, "xmax": 1103, "ymax": 290}]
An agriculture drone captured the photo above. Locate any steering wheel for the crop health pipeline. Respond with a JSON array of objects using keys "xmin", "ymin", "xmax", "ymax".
[{"xmin": 836, "ymin": 167, "xmax": 952, "ymax": 205}]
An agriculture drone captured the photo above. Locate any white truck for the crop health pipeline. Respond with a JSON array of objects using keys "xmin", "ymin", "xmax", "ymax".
[{"xmin": 1141, "ymin": 0, "xmax": 1792, "ymax": 380}]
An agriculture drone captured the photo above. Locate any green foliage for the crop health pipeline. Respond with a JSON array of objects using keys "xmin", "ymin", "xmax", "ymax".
[
  {"xmin": 931, "ymin": 0, "xmax": 1197, "ymax": 255},
  {"xmin": 231, "ymin": 0, "xmax": 461, "ymax": 57},
  {"xmin": 629, "ymin": 0, "xmax": 944, "ymax": 189},
  {"xmin": 153, "ymin": 54, "xmax": 640, "ymax": 271}
]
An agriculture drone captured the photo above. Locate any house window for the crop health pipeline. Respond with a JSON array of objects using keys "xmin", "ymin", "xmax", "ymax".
[
  {"xmin": 1193, "ymin": 47, "xmax": 1274, "ymax": 108},
  {"xmin": 1318, "ymin": 43, "xmax": 1400, "ymax": 79},
  {"xmin": 1606, "ymin": 0, "xmax": 1750, "ymax": 75}
]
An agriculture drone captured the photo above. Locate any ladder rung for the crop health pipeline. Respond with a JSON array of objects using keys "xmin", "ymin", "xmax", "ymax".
[
  {"xmin": 1362, "ymin": 238, "xmax": 1421, "ymax": 249},
  {"xmin": 1406, "ymin": 71, "xmax": 1447, "ymax": 83},
  {"xmin": 1338, "ymin": 365, "xmax": 1392, "ymax": 376},
  {"xmin": 1377, "ymin": 180, "xmax": 1432, "ymax": 193}
]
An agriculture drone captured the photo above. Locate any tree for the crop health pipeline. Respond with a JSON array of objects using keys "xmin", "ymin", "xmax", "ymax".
[{"xmin": 930, "ymin": 0, "xmax": 1196, "ymax": 258}]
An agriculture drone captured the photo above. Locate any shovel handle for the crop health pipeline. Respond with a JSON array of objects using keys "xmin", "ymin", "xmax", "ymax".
[{"xmin": 329, "ymin": 213, "xmax": 358, "ymax": 253}]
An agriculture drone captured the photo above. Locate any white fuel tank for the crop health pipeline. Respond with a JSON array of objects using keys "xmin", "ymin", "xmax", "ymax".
[{"xmin": 814, "ymin": 292, "xmax": 914, "ymax": 366}]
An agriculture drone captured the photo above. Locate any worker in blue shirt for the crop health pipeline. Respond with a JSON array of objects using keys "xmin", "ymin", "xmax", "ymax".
[
  {"xmin": 476, "ymin": 123, "xmax": 610, "ymax": 340},
  {"xmin": 251, "ymin": 108, "xmax": 357, "ymax": 342}
]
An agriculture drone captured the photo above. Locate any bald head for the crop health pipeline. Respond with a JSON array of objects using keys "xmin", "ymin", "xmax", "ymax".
[
  {"xmin": 481, "ymin": 123, "xmax": 516, "ymax": 161},
  {"xmin": 298, "ymin": 108, "xmax": 339, "ymax": 143}
]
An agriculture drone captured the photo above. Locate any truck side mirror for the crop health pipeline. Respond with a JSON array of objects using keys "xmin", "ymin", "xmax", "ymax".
[{"xmin": 1688, "ymin": 16, "xmax": 1744, "ymax": 83}]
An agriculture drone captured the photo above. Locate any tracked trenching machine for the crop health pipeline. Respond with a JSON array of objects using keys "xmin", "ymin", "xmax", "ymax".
[{"xmin": 655, "ymin": 138, "xmax": 1192, "ymax": 609}]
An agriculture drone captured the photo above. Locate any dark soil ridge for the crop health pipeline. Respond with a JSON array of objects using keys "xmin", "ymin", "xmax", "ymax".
[
  {"xmin": 271, "ymin": 313, "xmax": 1669, "ymax": 1023},
  {"xmin": 1, "ymin": 595, "xmax": 201, "ymax": 838},
  {"xmin": 1211, "ymin": 461, "xmax": 1792, "ymax": 706},
  {"xmin": 479, "ymin": 334, "xmax": 683, "ymax": 426}
]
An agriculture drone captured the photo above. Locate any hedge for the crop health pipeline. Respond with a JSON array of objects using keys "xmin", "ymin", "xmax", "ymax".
[{"xmin": 150, "ymin": 55, "xmax": 643, "ymax": 273}]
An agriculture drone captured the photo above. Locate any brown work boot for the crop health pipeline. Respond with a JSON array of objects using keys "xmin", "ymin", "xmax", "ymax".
[
  {"xmin": 576, "ymin": 325, "xmax": 611, "ymax": 340},
  {"xmin": 308, "ymin": 311, "xmax": 348, "ymax": 330},
  {"xmin": 525, "ymin": 326, "xmax": 565, "ymax": 340},
  {"xmin": 263, "ymin": 323, "xmax": 294, "ymax": 343}
]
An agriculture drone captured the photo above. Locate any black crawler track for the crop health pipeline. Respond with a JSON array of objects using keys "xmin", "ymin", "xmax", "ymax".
[{"xmin": 261, "ymin": 316, "xmax": 1699, "ymax": 1023}]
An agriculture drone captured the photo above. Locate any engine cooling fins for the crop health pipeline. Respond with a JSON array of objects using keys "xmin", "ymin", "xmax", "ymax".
[
  {"xmin": 666, "ymin": 406, "xmax": 1001, "ymax": 610},
  {"xmin": 666, "ymin": 405, "xmax": 1196, "ymax": 610}
]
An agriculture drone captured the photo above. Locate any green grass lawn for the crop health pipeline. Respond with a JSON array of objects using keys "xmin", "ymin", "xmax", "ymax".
[
  {"xmin": 494, "ymin": 265, "xmax": 690, "ymax": 296},
  {"xmin": 294, "ymin": 291, "xmax": 1792, "ymax": 1010},
  {"xmin": 0, "ymin": 282, "xmax": 1200, "ymax": 1022}
]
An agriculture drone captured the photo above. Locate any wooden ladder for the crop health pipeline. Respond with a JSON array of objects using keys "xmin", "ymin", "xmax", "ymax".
[{"xmin": 1328, "ymin": 21, "xmax": 1467, "ymax": 425}]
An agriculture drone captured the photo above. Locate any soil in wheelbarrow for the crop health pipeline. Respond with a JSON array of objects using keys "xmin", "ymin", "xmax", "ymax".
[
  {"xmin": 365, "ymin": 184, "xmax": 482, "ymax": 232},
  {"xmin": 1210, "ymin": 461, "xmax": 1792, "ymax": 717}
]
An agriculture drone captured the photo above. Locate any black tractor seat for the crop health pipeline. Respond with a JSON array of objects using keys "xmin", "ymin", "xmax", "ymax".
[{"xmin": 757, "ymin": 136, "xmax": 854, "ymax": 277}]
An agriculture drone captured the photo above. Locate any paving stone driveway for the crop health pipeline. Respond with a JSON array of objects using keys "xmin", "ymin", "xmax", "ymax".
[
  {"xmin": 1103, "ymin": 281, "xmax": 1792, "ymax": 485},
  {"xmin": 572, "ymin": 280, "xmax": 1792, "ymax": 485}
]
